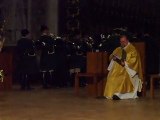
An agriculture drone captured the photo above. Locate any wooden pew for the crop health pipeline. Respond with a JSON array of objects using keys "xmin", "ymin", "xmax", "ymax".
[{"xmin": 75, "ymin": 52, "xmax": 109, "ymax": 97}]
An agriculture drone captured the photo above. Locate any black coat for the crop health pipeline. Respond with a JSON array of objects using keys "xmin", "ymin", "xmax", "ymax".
[
  {"xmin": 38, "ymin": 35, "xmax": 56, "ymax": 71},
  {"xmin": 17, "ymin": 38, "xmax": 38, "ymax": 74}
]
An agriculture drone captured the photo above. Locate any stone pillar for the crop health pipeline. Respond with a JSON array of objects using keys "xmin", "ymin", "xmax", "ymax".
[
  {"xmin": 27, "ymin": 0, "xmax": 32, "ymax": 31},
  {"xmin": 47, "ymin": 0, "xmax": 58, "ymax": 35},
  {"xmin": 5, "ymin": 0, "xmax": 17, "ymax": 45}
]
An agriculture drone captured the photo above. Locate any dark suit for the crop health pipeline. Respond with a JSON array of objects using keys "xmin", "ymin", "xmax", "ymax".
[
  {"xmin": 37, "ymin": 35, "xmax": 56, "ymax": 88},
  {"xmin": 17, "ymin": 37, "xmax": 37, "ymax": 89},
  {"xmin": 38, "ymin": 35, "xmax": 56, "ymax": 71}
]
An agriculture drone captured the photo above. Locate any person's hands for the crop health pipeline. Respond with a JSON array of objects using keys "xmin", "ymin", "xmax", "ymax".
[
  {"xmin": 112, "ymin": 54, "xmax": 118, "ymax": 61},
  {"xmin": 121, "ymin": 61, "xmax": 125, "ymax": 67},
  {"xmin": 113, "ymin": 56, "xmax": 117, "ymax": 61}
]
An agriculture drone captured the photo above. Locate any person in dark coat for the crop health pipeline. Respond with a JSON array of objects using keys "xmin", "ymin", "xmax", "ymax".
[
  {"xmin": 17, "ymin": 29, "xmax": 37, "ymax": 90},
  {"xmin": 37, "ymin": 25, "xmax": 56, "ymax": 89},
  {"xmin": 54, "ymin": 38, "xmax": 70, "ymax": 87}
]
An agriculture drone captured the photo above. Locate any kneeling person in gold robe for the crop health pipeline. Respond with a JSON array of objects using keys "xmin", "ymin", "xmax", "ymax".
[{"xmin": 104, "ymin": 34, "xmax": 143, "ymax": 100}]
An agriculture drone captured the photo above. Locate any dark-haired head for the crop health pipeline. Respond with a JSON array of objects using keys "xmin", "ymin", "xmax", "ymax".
[
  {"xmin": 40, "ymin": 25, "xmax": 49, "ymax": 33},
  {"xmin": 21, "ymin": 29, "xmax": 29, "ymax": 37}
]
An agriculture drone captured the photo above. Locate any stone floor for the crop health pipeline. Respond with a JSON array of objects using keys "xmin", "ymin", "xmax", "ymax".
[{"xmin": 0, "ymin": 87, "xmax": 160, "ymax": 120}]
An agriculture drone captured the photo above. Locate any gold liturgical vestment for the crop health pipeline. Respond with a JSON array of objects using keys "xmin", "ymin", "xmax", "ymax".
[{"xmin": 104, "ymin": 43, "xmax": 143, "ymax": 99}]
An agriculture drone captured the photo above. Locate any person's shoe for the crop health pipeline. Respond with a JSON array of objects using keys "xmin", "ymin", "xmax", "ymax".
[
  {"xmin": 52, "ymin": 86, "xmax": 60, "ymax": 89},
  {"xmin": 96, "ymin": 96, "xmax": 107, "ymax": 99},
  {"xmin": 43, "ymin": 86, "xmax": 51, "ymax": 89},
  {"xmin": 26, "ymin": 87, "xmax": 34, "ymax": 91},
  {"xmin": 112, "ymin": 95, "xmax": 121, "ymax": 100},
  {"xmin": 20, "ymin": 87, "xmax": 25, "ymax": 91},
  {"xmin": 137, "ymin": 92, "xmax": 142, "ymax": 97}
]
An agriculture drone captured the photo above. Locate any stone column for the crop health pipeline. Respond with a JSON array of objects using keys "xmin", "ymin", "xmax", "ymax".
[
  {"xmin": 27, "ymin": 0, "xmax": 32, "ymax": 31},
  {"xmin": 47, "ymin": 0, "xmax": 58, "ymax": 35}
]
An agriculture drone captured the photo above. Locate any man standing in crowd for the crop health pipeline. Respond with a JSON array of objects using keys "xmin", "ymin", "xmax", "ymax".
[
  {"xmin": 37, "ymin": 25, "xmax": 56, "ymax": 89},
  {"xmin": 17, "ymin": 29, "xmax": 37, "ymax": 90}
]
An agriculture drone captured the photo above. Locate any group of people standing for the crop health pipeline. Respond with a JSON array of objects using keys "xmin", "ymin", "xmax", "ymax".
[
  {"xmin": 17, "ymin": 25, "xmax": 144, "ymax": 100},
  {"xmin": 17, "ymin": 25, "xmax": 85, "ymax": 90}
]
